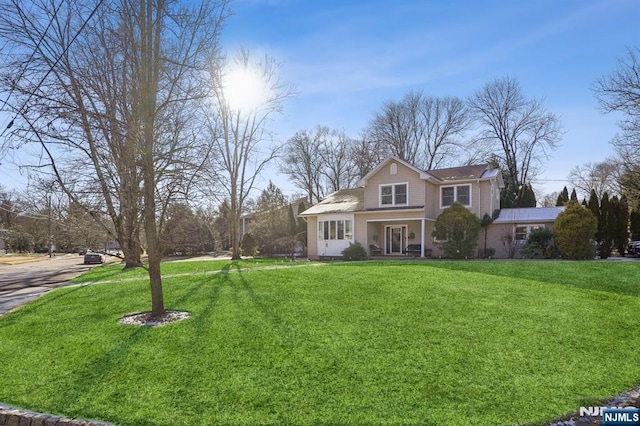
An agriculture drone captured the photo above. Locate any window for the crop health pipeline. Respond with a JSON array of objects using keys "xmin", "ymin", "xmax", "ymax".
[
  {"xmin": 515, "ymin": 226, "xmax": 527, "ymax": 241},
  {"xmin": 441, "ymin": 187, "xmax": 455, "ymax": 207},
  {"xmin": 318, "ymin": 219, "xmax": 354, "ymax": 241},
  {"xmin": 514, "ymin": 224, "xmax": 544, "ymax": 241},
  {"xmin": 380, "ymin": 185, "xmax": 393, "ymax": 205},
  {"xmin": 380, "ymin": 183, "xmax": 408, "ymax": 206},
  {"xmin": 441, "ymin": 184, "xmax": 471, "ymax": 207}
]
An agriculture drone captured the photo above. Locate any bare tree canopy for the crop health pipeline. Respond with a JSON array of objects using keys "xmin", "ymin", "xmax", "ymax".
[
  {"xmin": 280, "ymin": 126, "xmax": 359, "ymax": 203},
  {"xmin": 567, "ymin": 158, "xmax": 620, "ymax": 200},
  {"xmin": 205, "ymin": 49, "xmax": 294, "ymax": 260},
  {"xmin": 0, "ymin": 0, "xmax": 229, "ymax": 315},
  {"xmin": 280, "ymin": 127, "xmax": 326, "ymax": 204},
  {"xmin": 593, "ymin": 46, "xmax": 640, "ymax": 206},
  {"xmin": 365, "ymin": 90, "xmax": 470, "ymax": 170},
  {"xmin": 468, "ymin": 76, "xmax": 562, "ymax": 206}
]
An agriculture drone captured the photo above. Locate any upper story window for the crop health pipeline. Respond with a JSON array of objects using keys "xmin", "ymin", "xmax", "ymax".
[
  {"xmin": 380, "ymin": 183, "xmax": 408, "ymax": 207},
  {"xmin": 441, "ymin": 184, "xmax": 471, "ymax": 208}
]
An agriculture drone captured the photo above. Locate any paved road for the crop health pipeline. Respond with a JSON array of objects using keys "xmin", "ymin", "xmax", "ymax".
[{"xmin": 0, "ymin": 254, "xmax": 106, "ymax": 316}]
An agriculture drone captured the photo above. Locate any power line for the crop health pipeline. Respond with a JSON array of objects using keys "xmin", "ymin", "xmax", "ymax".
[
  {"xmin": 0, "ymin": 0, "xmax": 65, "ymax": 120},
  {"xmin": 1, "ymin": 0, "xmax": 105, "ymax": 137}
]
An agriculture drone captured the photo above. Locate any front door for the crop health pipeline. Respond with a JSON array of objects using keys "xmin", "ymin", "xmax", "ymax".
[{"xmin": 385, "ymin": 225, "xmax": 406, "ymax": 255}]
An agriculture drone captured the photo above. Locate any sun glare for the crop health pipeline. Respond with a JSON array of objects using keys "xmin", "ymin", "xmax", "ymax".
[{"xmin": 223, "ymin": 67, "xmax": 267, "ymax": 112}]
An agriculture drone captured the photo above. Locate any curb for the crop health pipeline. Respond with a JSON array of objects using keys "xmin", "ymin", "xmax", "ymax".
[{"xmin": 0, "ymin": 404, "xmax": 112, "ymax": 426}]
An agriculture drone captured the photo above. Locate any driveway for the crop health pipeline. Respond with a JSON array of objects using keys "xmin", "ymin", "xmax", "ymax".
[{"xmin": 0, "ymin": 254, "xmax": 108, "ymax": 316}]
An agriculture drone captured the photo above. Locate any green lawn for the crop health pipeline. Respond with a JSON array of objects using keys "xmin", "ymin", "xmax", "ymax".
[{"xmin": 1, "ymin": 260, "xmax": 639, "ymax": 425}]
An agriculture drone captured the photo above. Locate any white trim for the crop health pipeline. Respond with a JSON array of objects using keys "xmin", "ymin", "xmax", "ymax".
[
  {"xmin": 379, "ymin": 182, "xmax": 409, "ymax": 207},
  {"xmin": 357, "ymin": 156, "xmax": 435, "ymax": 187},
  {"xmin": 366, "ymin": 217, "xmax": 434, "ymax": 223},
  {"xmin": 359, "ymin": 208, "xmax": 424, "ymax": 215},
  {"xmin": 440, "ymin": 184, "xmax": 472, "ymax": 209}
]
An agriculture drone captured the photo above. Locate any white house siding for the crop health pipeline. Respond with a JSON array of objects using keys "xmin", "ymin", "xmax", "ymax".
[
  {"xmin": 314, "ymin": 214, "xmax": 355, "ymax": 258},
  {"xmin": 363, "ymin": 161, "xmax": 425, "ymax": 210}
]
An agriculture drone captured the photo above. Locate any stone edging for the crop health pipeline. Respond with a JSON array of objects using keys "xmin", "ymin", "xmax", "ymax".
[{"xmin": 0, "ymin": 404, "xmax": 112, "ymax": 426}]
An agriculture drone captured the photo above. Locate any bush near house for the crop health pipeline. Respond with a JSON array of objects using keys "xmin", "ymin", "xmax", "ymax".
[
  {"xmin": 553, "ymin": 201, "xmax": 597, "ymax": 260},
  {"xmin": 432, "ymin": 202, "xmax": 481, "ymax": 259},
  {"xmin": 341, "ymin": 241, "xmax": 368, "ymax": 260},
  {"xmin": 521, "ymin": 227, "xmax": 555, "ymax": 259}
]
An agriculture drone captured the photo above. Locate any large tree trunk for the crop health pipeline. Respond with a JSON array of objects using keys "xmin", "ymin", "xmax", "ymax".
[{"xmin": 139, "ymin": 0, "xmax": 164, "ymax": 316}]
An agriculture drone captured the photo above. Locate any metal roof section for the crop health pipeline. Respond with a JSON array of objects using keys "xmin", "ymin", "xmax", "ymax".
[
  {"xmin": 298, "ymin": 188, "xmax": 364, "ymax": 216},
  {"xmin": 493, "ymin": 207, "xmax": 565, "ymax": 223}
]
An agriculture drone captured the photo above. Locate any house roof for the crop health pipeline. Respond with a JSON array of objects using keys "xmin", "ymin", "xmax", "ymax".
[
  {"xmin": 298, "ymin": 188, "xmax": 364, "ymax": 216},
  {"xmin": 356, "ymin": 156, "xmax": 433, "ymax": 187},
  {"xmin": 426, "ymin": 164, "xmax": 493, "ymax": 181},
  {"xmin": 493, "ymin": 207, "xmax": 565, "ymax": 224}
]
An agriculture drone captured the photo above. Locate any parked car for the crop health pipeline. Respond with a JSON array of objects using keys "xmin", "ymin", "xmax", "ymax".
[
  {"xmin": 83, "ymin": 252, "xmax": 104, "ymax": 265},
  {"xmin": 628, "ymin": 241, "xmax": 640, "ymax": 257}
]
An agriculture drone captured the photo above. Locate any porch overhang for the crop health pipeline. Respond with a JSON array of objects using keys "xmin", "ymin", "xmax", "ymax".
[{"xmin": 365, "ymin": 217, "xmax": 435, "ymax": 258}]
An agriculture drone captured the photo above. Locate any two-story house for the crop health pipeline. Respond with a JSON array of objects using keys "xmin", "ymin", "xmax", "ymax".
[{"xmin": 299, "ymin": 156, "xmax": 563, "ymax": 259}]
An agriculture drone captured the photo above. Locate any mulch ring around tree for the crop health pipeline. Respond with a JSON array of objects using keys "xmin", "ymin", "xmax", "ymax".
[{"xmin": 118, "ymin": 310, "xmax": 190, "ymax": 327}]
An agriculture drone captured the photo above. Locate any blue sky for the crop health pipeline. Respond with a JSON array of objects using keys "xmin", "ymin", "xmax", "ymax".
[
  {"xmin": 221, "ymin": 0, "xmax": 639, "ymax": 199},
  {"xmin": 1, "ymin": 0, "xmax": 638, "ymax": 201}
]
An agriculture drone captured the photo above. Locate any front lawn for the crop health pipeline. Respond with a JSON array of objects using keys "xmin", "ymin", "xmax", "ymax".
[{"xmin": 1, "ymin": 260, "xmax": 639, "ymax": 425}]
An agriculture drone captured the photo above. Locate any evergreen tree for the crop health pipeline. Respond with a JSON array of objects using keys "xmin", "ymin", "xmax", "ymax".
[
  {"xmin": 515, "ymin": 184, "xmax": 536, "ymax": 207},
  {"xmin": 556, "ymin": 186, "xmax": 569, "ymax": 206},
  {"xmin": 296, "ymin": 200, "xmax": 308, "ymax": 248},
  {"xmin": 432, "ymin": 203, "xmax": 481, "ymax": 258},
  {"xmin": 554, "ymin": 201, "xmax": 597, "ymax": 260},
  {"xmin": 630, "ymin": 209, "xmax": 640, "ymax": 240},
  {"xmin": 612, "ymin": 196, "xmax": 629, "ymax": 255},
  {"xmin": 597, "ymin": 192, "xmax": 613, "ymax": 259},
  {"xmin": 500, "ymin": 185, "xmax": 517, "ymax": 208},
  {"xmin": 587, "ymin": 189, "xmax": 600, "ymax": 241},
  {"xmin": 570, "ymin": 188, "xmax": 578, "ymax": 202}
]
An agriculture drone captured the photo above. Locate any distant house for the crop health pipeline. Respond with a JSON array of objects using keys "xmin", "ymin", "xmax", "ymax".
[{"xmin": 299, "ymin": 156, "xmax": 563, "ymax": 259}]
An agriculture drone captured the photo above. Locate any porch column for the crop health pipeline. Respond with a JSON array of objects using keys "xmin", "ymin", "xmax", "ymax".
[{"xmin": 420, "ymin": 218, "xmax": 425, "ymax": 258}]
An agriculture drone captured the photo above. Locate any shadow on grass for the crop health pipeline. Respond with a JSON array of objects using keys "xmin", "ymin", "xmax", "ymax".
[{"xmin": 44, "ymin": 275, "xmax": 223, "ymax": 421}]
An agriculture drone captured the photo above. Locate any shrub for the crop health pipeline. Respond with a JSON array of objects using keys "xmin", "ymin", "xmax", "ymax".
[
  {"xmin": 432, "ymin": 202, "xmax": 481, "ymax": 259},
  {"xmin": 553, "ymin": 201, "xmax": 597, "ymax": 260},
  {"xmin": 240, "ymin": 232, "xmax": 258, "ymax": 257},
  {"xmin": 478, "ymin": 247, "xmax": 496, "ymax": 259},
  {"xmin": 341, "ymin": 242, "xmax": 368, "ymax": 261},
  {"xmin": 521, "ymin": 227, "xmax": 554, "ymax": 258}
]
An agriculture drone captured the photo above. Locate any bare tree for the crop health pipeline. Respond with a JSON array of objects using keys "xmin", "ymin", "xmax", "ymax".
[
  {"xmin": 567, "ymin": 158, "xmax": 620, "ymax": 200},
  {"xmin": 350, "ymin": 135, "xmax": 388, "ymax": 179},
  {"xmin": 280, "ymin": 126, "xmax": 360, "ymax": 202},
  {"xmin": 0, "ymin": 0, "xmax": 228, "ymax": 316},
  {"xmin": 280, "ymin": 127, "xmax": 327, "ymax": 204},
  {"xmin": 366, "ymin": 90, "xmax": 470, "ymax": 170},
  {"xmin": 205, "ymin": 49, "xmax": 293, "ymax": 260},
  {"xmin": 593, "ymin": 46, "xmax": 640, "ymax": 207},
  {"xmin": 320, "ymin": 129, "xmax": 359, "ymax": 194},
  {"xmin": 468, "ymin": 76, "xmax": 562, "ymax": 207}
]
